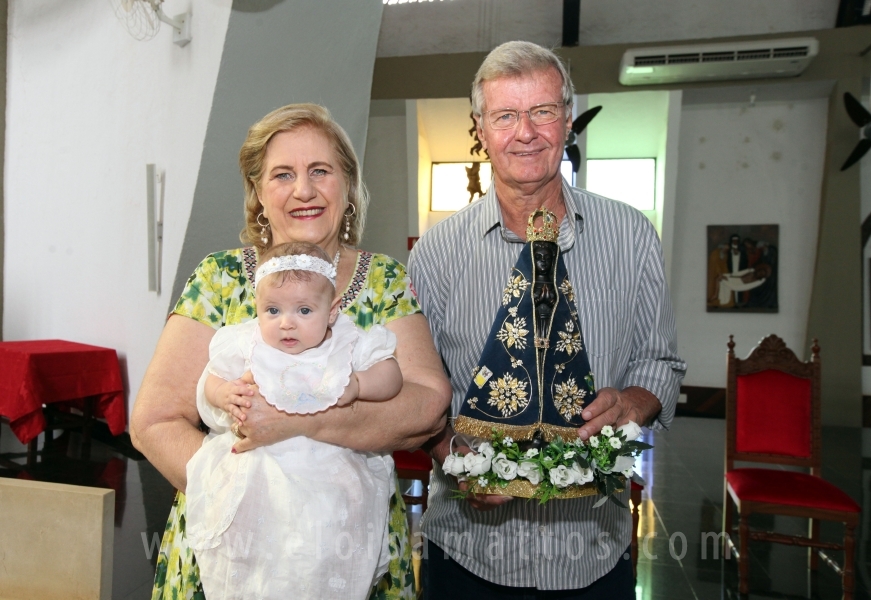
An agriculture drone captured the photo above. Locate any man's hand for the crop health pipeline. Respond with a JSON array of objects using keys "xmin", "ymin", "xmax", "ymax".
[
  {"xmin": 426, "ymin": 425, "xmax": 513, "ymax": 511},
  {"xmin": 577, "ymin": 386, "xmax": 661, "ymax": 441},
  {"xmin": 457, "ymin": 478, "xmax": 513, "ymax": 511}
]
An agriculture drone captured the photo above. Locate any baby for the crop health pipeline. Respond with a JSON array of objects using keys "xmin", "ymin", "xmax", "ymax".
[{"xmin": 184, "ymin": 241, "xmax": 402, "ymax": 600}]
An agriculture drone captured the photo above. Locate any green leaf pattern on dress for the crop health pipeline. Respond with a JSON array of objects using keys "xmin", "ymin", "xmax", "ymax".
[{"xmin": 151, "ymin": 248, "xmax": 421, "ymax": 600}]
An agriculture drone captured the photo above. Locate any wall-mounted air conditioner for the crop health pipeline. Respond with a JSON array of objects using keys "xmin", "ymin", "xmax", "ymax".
[{"xmin": 619, "ymin": 37, "xmax": 818, "ymax": 86}]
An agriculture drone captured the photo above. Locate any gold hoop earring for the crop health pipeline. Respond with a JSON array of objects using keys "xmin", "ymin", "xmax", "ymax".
[
  {"xmin": 343, "ymin": 203, "xmax": 356, "ymax": 242},
  {"xmin": 256, "ymin": 212, "xmax": 269, "ymax": 245}
]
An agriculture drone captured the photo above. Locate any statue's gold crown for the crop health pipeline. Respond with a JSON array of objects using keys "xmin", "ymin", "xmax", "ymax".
[{"xmin": 526, "ymin": 208, "xmax": 559, "ymax": 242}]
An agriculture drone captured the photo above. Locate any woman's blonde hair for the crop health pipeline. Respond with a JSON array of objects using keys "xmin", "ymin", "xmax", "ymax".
[{"xmin": 239, "ymin": 103, "xmax": 368, "ymax": 253}]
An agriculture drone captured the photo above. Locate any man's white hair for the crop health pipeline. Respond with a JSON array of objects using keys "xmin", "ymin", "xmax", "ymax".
[{"xmin": 471, "ymin": 41, "xmax": 575, "ymax": 117}]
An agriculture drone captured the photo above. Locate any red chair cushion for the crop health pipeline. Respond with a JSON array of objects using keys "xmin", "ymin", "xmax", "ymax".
[
  {"xmin": 393, "ymin": 449, "xmax": 433, "ymax": 472},
  {"xmin": 726, "ymin": 468, "xmax": 859, "ymax": 513},
  {"xmin": 736, "ymin": 370, "xmax": 812, "ymax": 457}
]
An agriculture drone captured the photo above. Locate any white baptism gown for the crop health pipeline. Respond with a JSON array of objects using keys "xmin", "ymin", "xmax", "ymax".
[{"xmin": 185, "ymin": 314, "xmax": 396, "ymax": 600}]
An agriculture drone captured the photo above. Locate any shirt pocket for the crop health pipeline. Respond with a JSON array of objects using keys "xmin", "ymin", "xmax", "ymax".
[{"xmin": 576, "ymin": 288, "xmax": 626, "ymax": 357}]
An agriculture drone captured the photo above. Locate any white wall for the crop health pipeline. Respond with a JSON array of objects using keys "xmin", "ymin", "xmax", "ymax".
[
  {"xmin": 417, "ymin": 98, "xmax": 481, "ymax": 162},
  {"xmin": 660, "ymin": 90, "xmax": 683, "ymax": 285},
  {"xmin": 587, "ymin": 91, "xmax": 669, "ymax": 160},
  {"xmin": 671, "ymin": 95, "xmax": 828, "ymax": 387},
  {"xmin": 4, "ymin": 1, "xmax": 232, "ymax": 412}
]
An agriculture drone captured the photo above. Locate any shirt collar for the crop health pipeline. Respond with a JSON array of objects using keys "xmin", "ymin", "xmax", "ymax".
[{"xmin": 476, "ymin": 176, "xmax": 585, "ymax": 251}]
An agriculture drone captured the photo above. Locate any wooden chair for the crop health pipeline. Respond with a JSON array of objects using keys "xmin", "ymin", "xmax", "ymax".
[
  {"xmin": 393, "ymin": 449, "xmax": 432, "ymax": 512},
  {"xmin": 723, "ymin": 335, "xmax": 860, "ymax": 598}
]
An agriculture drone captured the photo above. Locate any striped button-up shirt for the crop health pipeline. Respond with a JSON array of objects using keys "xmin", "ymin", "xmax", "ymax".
[{"xmin": 408, "ymin": 178, "xmax": 686, "ymax": 589}]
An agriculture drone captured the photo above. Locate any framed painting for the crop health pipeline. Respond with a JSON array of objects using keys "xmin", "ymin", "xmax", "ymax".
[{"xmin": 707, "ymin": 224, "xmax": 778, "ymax": 313}]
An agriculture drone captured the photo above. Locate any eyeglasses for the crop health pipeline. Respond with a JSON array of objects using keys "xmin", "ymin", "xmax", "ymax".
[{"xmin": 483, "ymin": 102, "xmax": 565, "ymax": 130}]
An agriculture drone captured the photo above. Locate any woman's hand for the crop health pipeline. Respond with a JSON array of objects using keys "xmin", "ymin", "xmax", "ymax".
[{"xmin": 230, "ymin": 371, "xmax": 324, "ymax": 452}]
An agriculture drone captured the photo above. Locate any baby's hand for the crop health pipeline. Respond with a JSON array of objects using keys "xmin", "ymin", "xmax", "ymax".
[
  {"xmin": 205, "ymin": 374, "xmax": 254, "ymax": 421},
  {"xmin": 336, "ymin": 372, "xmax": 360, "ymax": 407}
]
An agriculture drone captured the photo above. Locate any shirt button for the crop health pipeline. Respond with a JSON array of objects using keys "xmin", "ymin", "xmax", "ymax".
[{"xmin": 539, "ymin": 526, "xmax": 546, "ymax": 534}]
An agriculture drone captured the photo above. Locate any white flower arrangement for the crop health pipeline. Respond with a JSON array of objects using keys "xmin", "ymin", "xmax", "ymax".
[{"xmin": 445, "ymin": 421, "xmax": 650, "ymax": 506}]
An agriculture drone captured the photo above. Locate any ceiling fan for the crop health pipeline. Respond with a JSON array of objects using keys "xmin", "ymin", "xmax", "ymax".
[
  {"xmin": 565, "ymin": 105, "xmax": 603, "ymax": 174},
  {"xmin": 841, "ymin": 92, "xmax": 871, "ymax": 171}
]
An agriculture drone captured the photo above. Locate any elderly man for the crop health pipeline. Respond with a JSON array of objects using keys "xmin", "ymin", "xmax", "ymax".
[{"xmin": 408, "ymin": 41, "xmax": 686, "ymax": 598}]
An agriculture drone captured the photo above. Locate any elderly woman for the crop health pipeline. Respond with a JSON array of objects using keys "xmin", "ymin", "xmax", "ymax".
[{"xmin": 131, "ymin": 103, "xmax": 451, "ymax": 600}]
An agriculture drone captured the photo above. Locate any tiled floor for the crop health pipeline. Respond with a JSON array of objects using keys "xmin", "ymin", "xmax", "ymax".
[
  {"xmin": 1, "ymin": 416, "xmax": 868, "ymax": 599},
  {"xmin": 634, "ymin": 419, "xmax": 869, "ymax": 600}
]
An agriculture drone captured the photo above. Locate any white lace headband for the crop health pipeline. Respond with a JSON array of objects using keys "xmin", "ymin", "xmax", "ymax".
[{"xmin": 254, "ymin": 255, "xmax": 337, "ymax": 288}]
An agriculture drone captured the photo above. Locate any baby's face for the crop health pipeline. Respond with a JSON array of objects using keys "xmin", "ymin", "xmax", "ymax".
[{"xmin": 256, "ymin": 275, "xmax": 338, "ymax": 355}]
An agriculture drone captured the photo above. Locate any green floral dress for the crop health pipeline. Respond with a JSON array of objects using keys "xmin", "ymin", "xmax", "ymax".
[{"xmin": 151, "ymin": 247, "xmax": 420, "ymax": 600}]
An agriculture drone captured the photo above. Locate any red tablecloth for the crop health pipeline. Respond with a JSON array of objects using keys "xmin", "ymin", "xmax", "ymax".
[{"xmin": 0, "ymin": 340, "xmax": 126, "ymax": 444}]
